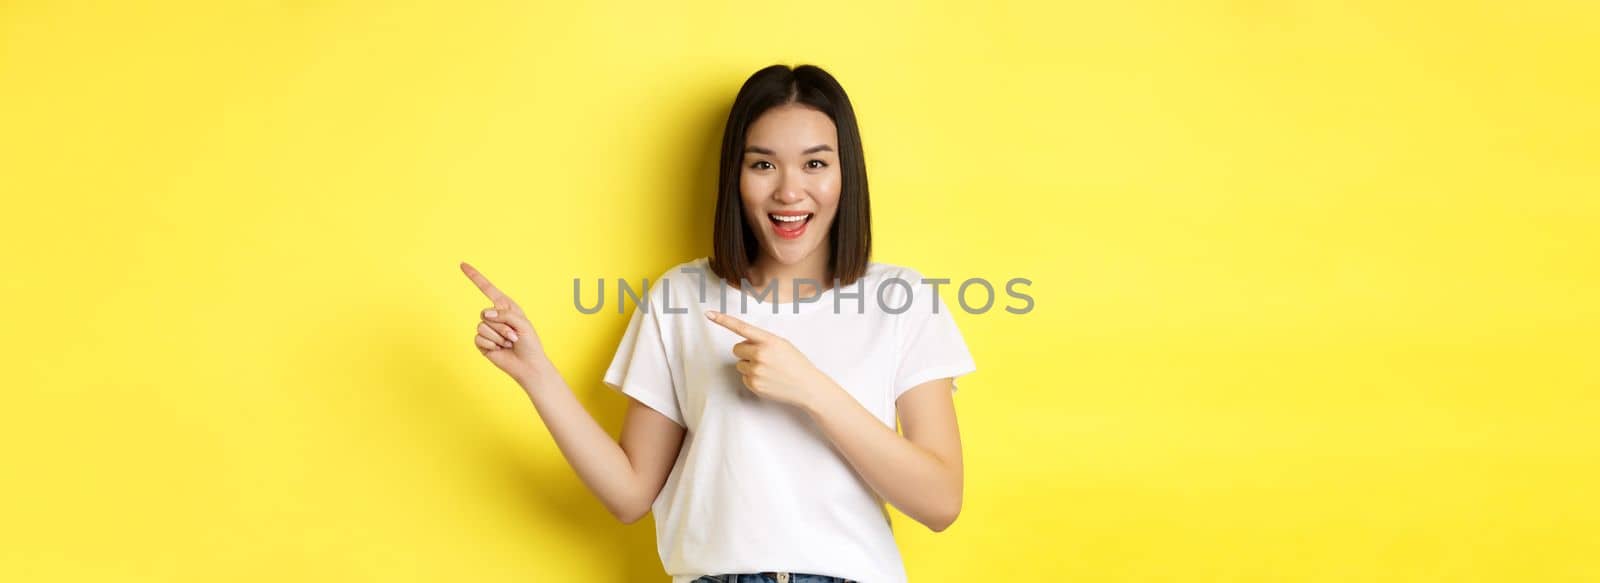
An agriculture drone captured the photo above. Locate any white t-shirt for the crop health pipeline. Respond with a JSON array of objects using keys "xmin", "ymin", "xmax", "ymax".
[{"xmin": 603, "ymin": 256, "xmax": 977, "ymax": 583}]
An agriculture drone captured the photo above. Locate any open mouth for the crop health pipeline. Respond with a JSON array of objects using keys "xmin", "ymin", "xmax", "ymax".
[{"xmin": 767, "ymin": 213, "xmax": 813, "ymax": 240}]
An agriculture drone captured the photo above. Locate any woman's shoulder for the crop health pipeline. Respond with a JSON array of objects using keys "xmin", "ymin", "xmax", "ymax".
[
  {"xmin": 664, "ymin": 256, "xmax": 712, "ymax": 279},
  {"xmin": 638, "ymin": 257, "xmax": 714, "ymax": 296},
  {"xmin": 859, "ymin": 258, "xmax": 929, "ymax": 285},
  {"xmin": 630, "ymin": 257, "xmax": 706, "ymax": 284},
  {"xmin": 856, "ymin": 260, "xmax": 956, "ymax": 313}
]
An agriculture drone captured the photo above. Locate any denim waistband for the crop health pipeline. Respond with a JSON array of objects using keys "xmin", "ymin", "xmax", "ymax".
[{"xmin": 693, "ymin": 572, "xmax": 857, "ymax": 583}]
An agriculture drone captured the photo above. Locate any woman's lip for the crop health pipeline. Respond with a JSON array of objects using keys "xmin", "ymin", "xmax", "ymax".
[{"xmin": 769, "ymin": 213, "xmax": 811, "ymax": 240}]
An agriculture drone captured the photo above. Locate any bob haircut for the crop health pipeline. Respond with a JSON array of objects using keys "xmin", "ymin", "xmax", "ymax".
[{"xmin": 709, "ymin": 63, "xmax": 872, "ymax": 288}]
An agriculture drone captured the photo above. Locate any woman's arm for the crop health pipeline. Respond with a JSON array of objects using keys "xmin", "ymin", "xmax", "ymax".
[
  {"xmin": 704, "ymin": 310, "xmax": 963, "ymax": 532},
  {"xmin": 462, "ymin": 262, "xmax": 684, "ymax": 524},
  {"xmin": 803, "ymin": 378, "xmax": 963, "ymax": 532},
  {"xmin": 518, "ymin": 363, "xmax": 685, "ymax": 524}
]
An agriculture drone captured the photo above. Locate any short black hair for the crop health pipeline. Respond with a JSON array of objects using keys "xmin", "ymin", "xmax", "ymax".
[{"xmin": 709, "ymin": 64, "xmax": 872, "ymax": 288}]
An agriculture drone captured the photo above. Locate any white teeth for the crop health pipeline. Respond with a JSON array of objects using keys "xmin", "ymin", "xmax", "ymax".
[{"xmin": 770, "ymin": 214, "xmax": 810, "ymax": 223}]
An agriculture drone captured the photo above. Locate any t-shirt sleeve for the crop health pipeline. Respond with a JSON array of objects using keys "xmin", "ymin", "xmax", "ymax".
[
  {"xmin": 602, "ymin": 297, "xmax": 686, "ymax": 428},
  {"xmin": 892, "ymin": 271, "xmax": 978, "ymax": 401}
]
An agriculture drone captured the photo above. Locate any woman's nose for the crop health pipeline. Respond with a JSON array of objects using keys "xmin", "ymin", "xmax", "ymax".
[
  {"xmin": 772, "ymin": 172, "xmax": 805, "ymax": 203},
  {"xmin": 772, "ymin": 188, "xmax": 804, "ymax": 204}
]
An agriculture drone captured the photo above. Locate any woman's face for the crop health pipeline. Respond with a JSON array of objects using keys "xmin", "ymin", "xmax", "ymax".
[{"xmin": 739, "ymin": 104, "xmax": 842, "ymax": 269}]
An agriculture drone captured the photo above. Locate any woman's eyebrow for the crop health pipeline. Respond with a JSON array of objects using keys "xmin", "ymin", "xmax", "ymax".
[{"xmin": 742, "ymin": 144, "xmax": 835, "ymax": 155}]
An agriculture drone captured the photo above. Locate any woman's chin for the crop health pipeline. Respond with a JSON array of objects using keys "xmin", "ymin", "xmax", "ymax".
[{"xmin": 764, "ymin": 239, "xmax": 821, "ymax": 265}]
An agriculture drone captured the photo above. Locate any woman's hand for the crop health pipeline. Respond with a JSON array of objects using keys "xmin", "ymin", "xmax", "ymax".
[
  {"xmin": 461, "ymin": 261, "xmax": 549, "ymax": 384},
  {"xmin": 706, "ymin": 310, "xmax": 838, "ymax": 411}
]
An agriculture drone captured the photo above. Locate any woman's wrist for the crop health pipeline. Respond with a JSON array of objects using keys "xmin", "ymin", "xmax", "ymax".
[
  {"xmin": 801, "ymin": 376, "xmax": 849, "ymax": 418},
  {"xmin": 515, "ymin": 354, "xmax": 559, "ymax": 391}
]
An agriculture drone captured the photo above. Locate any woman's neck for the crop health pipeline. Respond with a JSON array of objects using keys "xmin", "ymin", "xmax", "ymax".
[{"xmin": 749, "ymin": 249, "xmax": 833, "ymax": 303}]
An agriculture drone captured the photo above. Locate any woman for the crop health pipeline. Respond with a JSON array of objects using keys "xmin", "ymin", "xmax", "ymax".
[{"xmin": 461, "ymin": 64, "xmax": 975, "ymax": 583}]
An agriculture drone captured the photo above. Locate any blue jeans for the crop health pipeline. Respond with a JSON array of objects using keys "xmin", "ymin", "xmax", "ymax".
[{"xmin": 692, "ymin": 573, "xmax": 856, "ymax": 583}]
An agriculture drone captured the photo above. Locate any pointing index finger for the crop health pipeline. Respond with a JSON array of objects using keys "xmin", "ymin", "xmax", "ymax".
[
  {"xmin": 460, "ymin": 262, "xmax": 514, "ymax": 309},
  {"xmin": 706, "ymin": 310, "xmax": 771, "ymax": 341}
]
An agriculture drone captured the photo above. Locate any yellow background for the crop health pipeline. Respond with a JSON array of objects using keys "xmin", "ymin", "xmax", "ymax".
[{"xmin": 3, "ymin": 1, "xmax": 1597, "ymax": 581}]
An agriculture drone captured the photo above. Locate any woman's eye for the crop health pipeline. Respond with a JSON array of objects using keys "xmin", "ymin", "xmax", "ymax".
[
  {"xmin": 807, "ymin": 160, "xmax": 828, "ymax": 169},
  {"xmin": 750, "ymin": 160, "xmax": 774, "ymax": 170}
]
